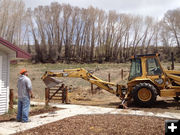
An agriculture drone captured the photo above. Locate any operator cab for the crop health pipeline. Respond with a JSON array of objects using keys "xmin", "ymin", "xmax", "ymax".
[{"xmin": 129, "ymin": 53, "xmax": 163, "ymax": 81}]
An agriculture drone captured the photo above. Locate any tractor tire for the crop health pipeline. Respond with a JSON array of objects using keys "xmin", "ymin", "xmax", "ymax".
[{"xmin": 132, "ymin": 83, "xmax": 157, "ymax": 107}]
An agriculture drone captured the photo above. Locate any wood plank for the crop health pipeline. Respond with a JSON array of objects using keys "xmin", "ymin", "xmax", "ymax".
[
  {"xmin": 49, "ymin": 92, "xmax": 61, "ymax": 94},
  {"xmin": 51, "ymin": 98, "xmax": 62, "ymax": 100},
  {"xmin": 50, "ymin": 88, "xmax": 63, "ymax": 91},
  {"xmin": 50, "ymin": 91, "xmax": 62, "ymax": 93},
  {"xmin": 49, "ymin": 87, "xmax": 64, "ymax": 100},
  {"xmin": 49, "ymin": 91, "xmax": 62, "ymax": 93},
  {"xmin": 49, "ymin": 95, "xmax": 62, "ymax": 98},
  {"xmin": 49, "ymin": 93, "xmax": 62, "ymax": 95}
]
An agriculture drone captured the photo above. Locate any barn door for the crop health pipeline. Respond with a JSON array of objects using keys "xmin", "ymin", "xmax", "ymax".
[{"xmin": 0, "ymin": 56, "xmax": 2, "ymax": 95}]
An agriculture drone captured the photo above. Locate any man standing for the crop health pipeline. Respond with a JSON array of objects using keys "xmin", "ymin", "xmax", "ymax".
[{"xmin": 16, "ymin": 69, "xmax": 33, "ymax": 123}]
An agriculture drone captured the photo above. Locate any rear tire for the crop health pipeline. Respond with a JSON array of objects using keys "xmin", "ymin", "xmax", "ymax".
[{"xmin": 132, "ymin": 83, "xmax": 157, "ymax": 107}]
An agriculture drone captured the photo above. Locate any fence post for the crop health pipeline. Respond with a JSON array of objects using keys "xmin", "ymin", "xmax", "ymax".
[
  {"xmin": 9, "ymin": 89, "xmax": 14, "ymax": 112},
  {"xmin": 65, "ymin": 86, "xmax": 69, "ymax": 104},
  {"xmin": 45, "ymin": 88, "xmax": 49, "ymax": 106},
  {"xmin": 108, "ymin": 73, "xmax": 111, "ymax": 82},
  {"xmin": 91, "ymin": 83, "xmax": 93, "ymax": 94},
  {"xmin": 62, "ymin": 87, "xmax": 65, "ymax": 103},
  {"xmin": 121, "ymin": 69, "xmax": 123, "ymax": 80},
  {"xmin": 171, "ymin": 52, "xmax": 174, "ymax": 70}
]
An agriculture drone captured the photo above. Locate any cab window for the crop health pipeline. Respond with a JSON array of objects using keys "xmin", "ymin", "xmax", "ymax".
[
  {"xmin": 147, "ymin": 58, "xmax": 162, "ymax": 75},
  {"xmin": 129, "ymin": 58, "xmax": 142, "ymax": 80}
]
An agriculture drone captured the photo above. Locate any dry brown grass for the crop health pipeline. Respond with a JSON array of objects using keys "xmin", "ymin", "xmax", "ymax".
[{"xmin": 10, "ymin": 62, "xmax": 130, "ymax": 100}]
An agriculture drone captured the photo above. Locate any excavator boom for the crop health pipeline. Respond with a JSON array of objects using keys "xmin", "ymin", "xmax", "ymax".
[{"xmin": 41, "ymin": 68, "xmax": 122, "ymax": 95}]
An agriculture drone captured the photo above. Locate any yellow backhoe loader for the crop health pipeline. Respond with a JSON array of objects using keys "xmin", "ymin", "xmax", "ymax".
[{"xmin": 41, "ymin": 53, "xmax": 180, "ymax": 107}]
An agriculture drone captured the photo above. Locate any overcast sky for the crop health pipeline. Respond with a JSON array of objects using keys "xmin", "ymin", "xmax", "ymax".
[{"xmin": 23, "ymin": 0, "xmax": 180, "ymax": 19}]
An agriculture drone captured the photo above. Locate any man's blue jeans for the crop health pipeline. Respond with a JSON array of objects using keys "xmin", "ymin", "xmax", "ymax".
[{"xmin": 16, "ymin": 97, "xmax": 30, "ymax": 122}]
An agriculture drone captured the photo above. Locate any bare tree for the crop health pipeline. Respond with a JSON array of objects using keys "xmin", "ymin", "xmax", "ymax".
[
  {"xmin": 163, "ymin": 9, "xmax": 180, "ymax": 47},
  {"xmin": 131, "ymin": 16, "xmax": 144, "ymax": 55},
  {"xmin": 1, "ymin": 1, "xmax": 177, "ymax": 63},
  {"xmin": 0, "ymin": 0, "xmax": 25, "ymax": 45}
]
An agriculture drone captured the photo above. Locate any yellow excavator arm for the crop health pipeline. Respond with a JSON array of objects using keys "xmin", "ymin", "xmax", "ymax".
[{"xmin": 41, "ymin": 68, "xmax": 122, "ymax": 95}]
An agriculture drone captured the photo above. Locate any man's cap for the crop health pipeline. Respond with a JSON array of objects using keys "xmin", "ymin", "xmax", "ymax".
[{"xmin": 20, "ymin": 69, "xmax": 27, "ymax": 74}]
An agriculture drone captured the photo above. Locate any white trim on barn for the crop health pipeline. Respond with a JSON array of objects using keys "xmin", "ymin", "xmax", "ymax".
[
  {"xmin": 0, "ymin": 51, "xmax": 9, "ymax": 114},
  {"xmin": 6, "ymin": 54, "xmax": 10, "ymax": 113}
]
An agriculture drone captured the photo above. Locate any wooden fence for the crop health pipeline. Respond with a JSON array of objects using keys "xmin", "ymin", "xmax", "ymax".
[{"xmin": 45, "ymin": 84, "xmax": 69, "ymax": 106}]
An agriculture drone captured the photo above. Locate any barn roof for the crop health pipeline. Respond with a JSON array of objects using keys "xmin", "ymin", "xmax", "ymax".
[{"xmin": 0, "ymin": 37, "xmax": 31, "ymax": 59}]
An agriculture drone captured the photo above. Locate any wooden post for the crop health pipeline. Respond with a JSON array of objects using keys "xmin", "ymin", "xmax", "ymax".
[
  {"xmin": 9, "ymin": 89, "xmax": 14, "ymax": 112},
  {"xmin": 121, "ymin": 69, "xmax": 123, "ymax": 80},
  {"xmin": 45, "ymin": 88, "xmax": 49, "ymax": 106},
  {"xmin": 65, "ymin": 86, "xmax": 69, "ymax": 104},
  {"xmin": 171, "ymin": 52, "xmax": 174, "ymax": 70},
  {"xmin": 91, "ymin": 83, "xmax": 93, "ymax": 94},
  {"xmin": 108, "ymin": 73, "xmax": 111, "ymax": 82},
  {"xmin": 62, "ymin": 87, "xmax": 65, "ymax": 103}
]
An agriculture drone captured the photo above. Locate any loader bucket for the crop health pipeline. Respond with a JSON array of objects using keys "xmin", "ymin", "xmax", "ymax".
[{"xmin": 43, "ymin": 76, "xmax": 62, "ymax": 88}]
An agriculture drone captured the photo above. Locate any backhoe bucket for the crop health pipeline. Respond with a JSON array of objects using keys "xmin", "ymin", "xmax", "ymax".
[{"xmin": 43, "ymin": 76, "xmax": 62, "ymax": 88}]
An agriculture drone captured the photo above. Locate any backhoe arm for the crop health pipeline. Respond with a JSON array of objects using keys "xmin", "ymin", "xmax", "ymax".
[{"xmin": 41, "ymin": 68, "xmax": 117, "ymax": 95}]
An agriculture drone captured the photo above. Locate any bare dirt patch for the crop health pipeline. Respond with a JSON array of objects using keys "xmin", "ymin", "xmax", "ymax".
[
  {"xmin": 68, "ymin": 87, "xmax": 180, "ymax": 113},
  {"xmin": 14, "ymin": 114, "xmax": 168, "ymax": 135}
]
